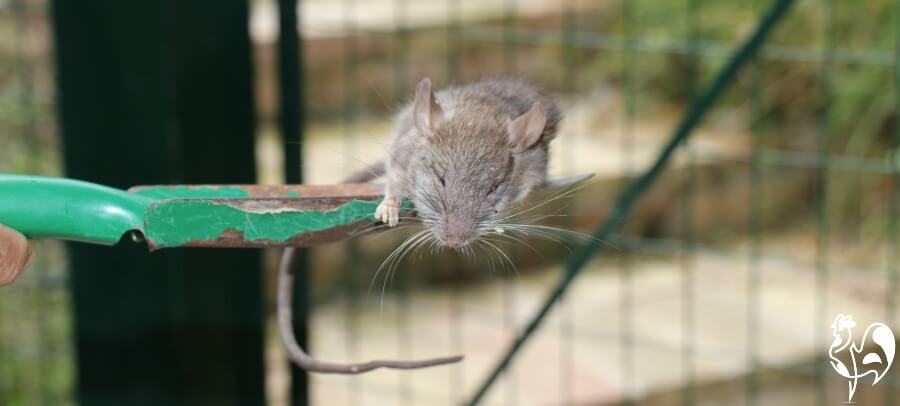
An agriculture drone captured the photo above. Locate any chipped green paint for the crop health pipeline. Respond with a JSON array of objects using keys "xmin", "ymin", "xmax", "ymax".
[
  {"xmin": 132, "ymin": 185, "xmax": 252, "ymax": 199},
  {"xmin": 0, "ymin": 173, "xmax": 590, "ymax": 248},
  {"xmin": 144, "ymin": 198, "xmax": 413, "ymax": 248},
  {"xmin": 0, "ymin": 174, "xmax": 405, "ymax": 248}
]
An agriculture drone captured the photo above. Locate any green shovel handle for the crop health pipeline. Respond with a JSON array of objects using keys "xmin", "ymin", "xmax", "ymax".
[{"xmin": 0, "ymin": 174, "xmax": 151, "ymax": 245}]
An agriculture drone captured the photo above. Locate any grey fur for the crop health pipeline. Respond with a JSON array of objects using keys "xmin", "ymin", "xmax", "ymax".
[{"xmin": 377, "ymin": 77, "xmax": 562, "ymax": 248}]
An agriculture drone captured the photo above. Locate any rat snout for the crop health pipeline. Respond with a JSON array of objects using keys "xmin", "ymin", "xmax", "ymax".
[
  {"xmin": 439, "ymin": 217, "xmax": 476, "ymax": 249},
  {"xmin": 443, "ymin": 232, "xmax": 466, "ymax": 249}
]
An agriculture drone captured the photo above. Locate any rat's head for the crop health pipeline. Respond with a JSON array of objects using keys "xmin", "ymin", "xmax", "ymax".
[{"xmin": 407, "ymin": 78, "xmax": 548, "ymax": 249}]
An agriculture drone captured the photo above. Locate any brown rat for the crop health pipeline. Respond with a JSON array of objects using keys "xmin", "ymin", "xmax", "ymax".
[{"xmin": 375, "ymin": 77, "xmax": 562, "ymax": 248}]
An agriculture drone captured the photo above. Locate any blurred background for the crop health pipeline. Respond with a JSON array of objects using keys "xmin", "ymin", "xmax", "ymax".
[{"xmin": 2, "ymin": 0, "xmax": 900, "ymax": 404}]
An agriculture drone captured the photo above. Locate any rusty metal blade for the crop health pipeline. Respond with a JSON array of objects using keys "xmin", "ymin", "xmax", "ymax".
[{"xmin": 132, "ymin": 174, "xmax": 593, "ymax": 250}]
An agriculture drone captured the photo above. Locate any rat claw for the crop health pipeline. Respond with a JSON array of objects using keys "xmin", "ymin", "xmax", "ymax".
[
  {"xmin": 389, "ymin": 208, "xmax": 399, "ymax": 227},
  {"xmin": 375, "ymin": 203, "xmax": 385, "ymax": 222},
  {"xmin": 375, "ymin": 196, "xmax": 401, "ymax": 227}
]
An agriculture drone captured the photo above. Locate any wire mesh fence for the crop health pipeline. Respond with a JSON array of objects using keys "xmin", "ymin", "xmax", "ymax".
[{"xmin": 297, "ymin": 0, "xmax": 900, "ymax": 404}]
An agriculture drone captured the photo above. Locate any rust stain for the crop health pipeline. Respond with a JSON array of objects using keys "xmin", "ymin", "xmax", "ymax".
[
  {"xmin": 209, "ymin": 196, "xmax": 385, "ymax": 214},
  {"xmin": 235, "ymin": 183, "xmax": 385, "ymax": 198},
  {"xmin": 145, "ymin": 218, "xmax": 418, "ymax": 250},
  {"xmin": 156, "ymin": 223, "xmax": 378, "ymax": 249}
]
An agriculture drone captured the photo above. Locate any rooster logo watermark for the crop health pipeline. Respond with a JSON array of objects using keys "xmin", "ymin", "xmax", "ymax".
[{"xmin": 828, "ymin": 314, "xmax": 895, "ymax": 403}]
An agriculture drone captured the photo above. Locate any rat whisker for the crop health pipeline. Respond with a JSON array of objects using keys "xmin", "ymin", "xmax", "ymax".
[
  {"xmin": 417, "ymin": 233, "xmax": 438, "ymax": 261},
  {"xmin": 479, "ymin": 238, "xmax": 519, "ymax": 280},
  {"xmin": 486, "ymin": 244, "xmax": 497, "ymax": 275},
  {"xmin": 501, "ymin": 226, "xmax": 571, "ymax": 247},
  {"xmin": 495, "ymin": 195, "xmax": 588, "ymax": 227},
  {"xmin": 487, "ymin": 213, "xmax": 567, "ymax": 229},
  {"xmin": 370, "ymin": 229, "xmax": 427, "ymax": 307},
  {"xmin": 507, "ymin": 201, "xmax": 579, "ymax": 225},
  {"xmin": 477, "ymin": 240, "xmax": 494, "ymax": 263},
  {"xmin": 498, "ymin": 182, "xmax": 591, "ymax": 222},
  {"xmin": 504, "ymin": 224, "xmax": 618, "ymax": 250},
  {"xmin": 479, "ymin": 236, "xmax": 513, "ymax": 251},
  {"xmin": 417, "ymin": 233, "xmax": 435, "ymax": 261},
  {"xmin": 484, "ymin": 231, "xmax": 544, "ymax": 259},
  {"xmin": 494, "ymin": 223, "xmax": 619, "ymax": 252},
  {"xmin": 370, "ymin": 233, "xmax": 412, "ymax": 302},
  {"xmin": 380, "ymin": 230, "xmax": 431, "ymax": 310},
  {"xmin": 472, "ymin": 240, "xmax": 496, "ymax": 275},
  {"xmin": 425, "ymin": 236, "xmax": 436, "ymax": 255},
  {"xmin": 493, "ymin": 225, "xmax": 574, "ymax": 253},
  {"xmin": 396, "ymin": 231, "xmax": 435, "ymax": 285},
  {"xmin": 512, "ymin": 213, "xmax": 575, "ymax": 224},
  {"xmin": 431, "ymin": 237, "xmax": 441, "ymax": 255}
]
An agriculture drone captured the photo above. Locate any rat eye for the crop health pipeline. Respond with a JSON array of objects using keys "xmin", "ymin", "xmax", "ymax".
[
  {"xmin": 429, "ymin": 166, "xmax": 445, "ymax": 186},
  {"xmin": 487, "ymin": 181, "xmax": 502, "ymax": 196}
]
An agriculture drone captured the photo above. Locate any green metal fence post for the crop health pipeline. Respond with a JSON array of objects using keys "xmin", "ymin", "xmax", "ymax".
[{"xmin": 52, "ymin": 0, "xmax": 265, "ymax": 404}]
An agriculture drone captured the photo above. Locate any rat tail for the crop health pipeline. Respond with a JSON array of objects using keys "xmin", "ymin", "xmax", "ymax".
[
  {"xmin": 277, "ymin": 247, "xmax": 463, "ymax": 374},
  {"xmin": 342, "ymin": 160, "xmax": 385, "ymax": 183},
  {"xmin": 277, "ymin": 165, "xmax": 465, "ymax": 374}
]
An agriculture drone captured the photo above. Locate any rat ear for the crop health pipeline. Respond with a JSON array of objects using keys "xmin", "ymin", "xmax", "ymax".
[
  {"xmin": 507, "ymin": 102, "xmax": 547, "ymax": 153},
  {"xmin": 413, "ymin": 77, "xmax": 445, "ymax": 137}
]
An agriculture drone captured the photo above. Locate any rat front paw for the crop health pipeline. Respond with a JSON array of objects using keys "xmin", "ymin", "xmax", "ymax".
[{"xmin": 375, "ymin": 196, "xmax": 401, "ymax": 227}]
